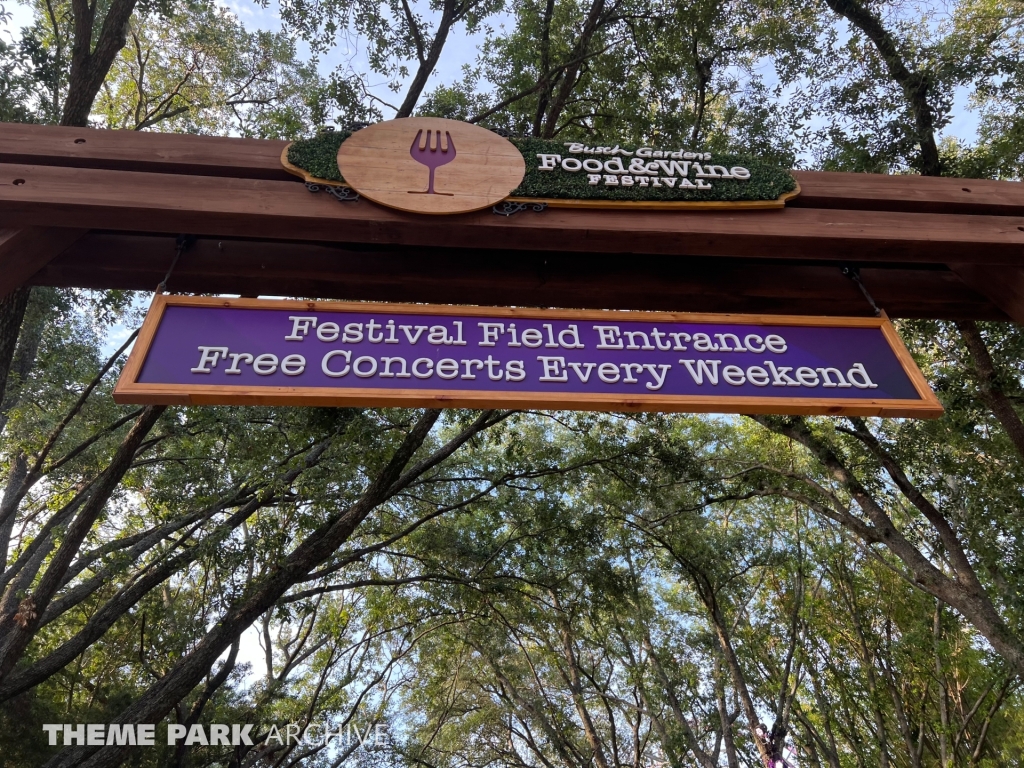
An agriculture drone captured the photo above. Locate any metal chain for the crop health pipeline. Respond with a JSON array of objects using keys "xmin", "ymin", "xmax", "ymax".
[
  {"xmin": 156, "ymin": 235, "xmax": 195, "ymax": 294},
  {"xmin": 841, "ymin": 266, "xmax": 882, "ymax": 317}
]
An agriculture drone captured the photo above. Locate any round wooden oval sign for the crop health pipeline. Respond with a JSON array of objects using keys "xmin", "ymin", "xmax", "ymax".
[{"xmin": 336, "ymin": 118, "xmax": 526, "ymax": 215}]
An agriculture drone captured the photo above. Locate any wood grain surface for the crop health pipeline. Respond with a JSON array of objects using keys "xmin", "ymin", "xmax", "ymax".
[
  {"xmin": 114, "ymin": 383, "xmax": 944, "ymax": 417},
  {"xmin": 29, "ymin": 233, "xmax": 1005, "ymax": 320},
  {"xmin": 337, "ymin": 118, "xmax": 526, "ymax": 214},
  {"xmin": 2, "ymin": 122, "xmax": 1023, "ymax": 323},
  {"xmin": 0, "ymin": 226, "xmax": 87, "ymax": 299},
  {"xmin": 2, "ymin": 123, "xmax": 1022, "ymax": 216},
  {"xmin": 3, "ymin": 163, "xmax": 1024, "ymax": 263},
  {"xmin": 948, "ymin": 263, "xmax": 1024, "ymax": 324},
  {"xmin": 0, "ymin": 122, "xmax": 292, "ymax": 180},
  {"xmin": 790, "ymin": 170, "xmax": 1024, "ymax": 216}
]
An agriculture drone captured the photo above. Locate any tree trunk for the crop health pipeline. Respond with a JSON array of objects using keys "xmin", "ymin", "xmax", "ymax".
[
  {"xmin": 45, "ymin": 410, "xmax": 503, "ymax": 768},
  {"xmin": 752, "ymin": 415, "xmax": 1024, "ymax": 677},
  {"xmin": 701, "ymin": 592, "xmax": 774, "ymax": 767},
  {"xmin": 955, "ymin": 320, "xmax": 1024, "ymax": 462},
  {"xmin": 396, "ymin": 10, "xmax": 455, "ymax": 118},
  {"xmin": 0, "ymin": 492, "xmax": 261, "ymax": 701},
  {"xmin": 61, "ymin": 0, "xmax": 141, "ymax": 127},
  {"xmin": 822, "ymin": 0, "xmax": 941, "ymax": 176},
  {"xmin": 839, "ymin": 567, "xmax": 890, "ymax": 768},
  {"xmin": 551, "ymin": 593, "xmax": 611, "ymax": 768},
  {"xmin": 0, "ymin": 288, "xmax": 29, "ymax": 427},
  {"xmin": 0, "ymin": 406, "xmax": 165, "ymax": 681},
  {"xmin": 0, "ymin": 286, "xmax": 54, "ymax": 436},
  {"xmin": 540, "ymin": 0, "xmax": 605, "ymax": 137},
  {"xmin": 0, "ymin": 454, "xmax": 28, "ymax": 567},
  {"xmin": 934, "ymin": 603, "xmax": 951, "ymax": 768},
  {"xmin": 714, "ymin": 657, "xmax": 740, "ymax": 768},
  {"xmin": 644, "ymin": 634, "xmax": 717, "ymax": 768},
  {"xmin": 531, "ymin": 0, "xmax": 556, "ymax": 136}
]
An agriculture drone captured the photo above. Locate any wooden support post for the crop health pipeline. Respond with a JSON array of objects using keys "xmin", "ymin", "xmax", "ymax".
[
  {"xmin": 948, "ymin": 263, "xmax": 1024, "ymax": 325},
  {"xmin": 0, "ymin": 227, "xmax": 88, "ymax": 299}
]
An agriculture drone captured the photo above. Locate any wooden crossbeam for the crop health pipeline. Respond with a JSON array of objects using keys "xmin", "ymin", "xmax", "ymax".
[
  {"xmin": 27, "ymin": 233, "xmax": 1005, "ymax": 320},
  {"xmin": 0, "ymin": 122, "xmax": 292, "ymax": 180},
  {"xmin": 790, "ymin": 171, "xmax": 1024, "ymax": 216},
  {"xmin": 0, "ymin": 227, "xmax": 87, "ymax": 299},
  {"xmin": 1, "ymin": 163, "xmax": 1024, "ymax": 264},
  {"xmin": 1, "ymin": 122, "xmax": 1022, "ymax": 321},
  {"xmin": 948, "ymin": 264, "xmax": 1024, "ymax": 324},
  {"xmin": 2, "ymin": 123, "xmax": 1023, "ymax": 217}
]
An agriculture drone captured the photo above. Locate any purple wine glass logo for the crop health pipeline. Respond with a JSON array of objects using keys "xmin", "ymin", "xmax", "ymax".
[{"xmin": 409, "ymin": 129, "xmax": 456, "ymax": 195}]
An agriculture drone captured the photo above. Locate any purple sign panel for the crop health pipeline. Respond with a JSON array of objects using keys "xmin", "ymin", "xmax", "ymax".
[{"xmin": 114, "ymin": 297, "xmax": 942, "ymax": 418}]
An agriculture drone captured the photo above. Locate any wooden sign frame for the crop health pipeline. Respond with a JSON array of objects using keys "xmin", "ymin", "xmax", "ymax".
[
  {"xmin": 503, "ymin": 185, "xmax": 801, "ymax": 210},
  {"xmin": 114, "ymin": 296, "xmax": 942, "ymax": 418}
]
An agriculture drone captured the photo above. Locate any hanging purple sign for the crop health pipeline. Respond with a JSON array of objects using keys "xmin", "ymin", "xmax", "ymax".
[{"xmin": 114, "ymin": 296, "xmax": 942, "ymax": 418}]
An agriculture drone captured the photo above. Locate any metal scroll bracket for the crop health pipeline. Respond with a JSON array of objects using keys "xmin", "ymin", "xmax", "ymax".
[
  {"xmin": 493, "ymin": 201, "xmax": 548, "ymax": 217},
  {"xmin": 306, "ymin": 182, "xmax": 360, "ymax": 202}
]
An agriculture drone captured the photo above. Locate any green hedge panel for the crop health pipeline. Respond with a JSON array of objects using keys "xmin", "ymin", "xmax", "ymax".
[{"xmin": 286, "ymin": 132, "xmax": 796, "ymax": 203}]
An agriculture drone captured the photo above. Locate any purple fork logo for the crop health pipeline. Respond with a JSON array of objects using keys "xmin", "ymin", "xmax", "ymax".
[{"xmin": 409, "ymin": 129, "xmax": 456, "ymax": 195}]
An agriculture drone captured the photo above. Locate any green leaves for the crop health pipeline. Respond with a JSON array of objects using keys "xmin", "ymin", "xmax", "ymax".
[
  {"xmin": 8, "ymin": 0, "xmax": 1024, "ymax": 764},
  {"xmin": 287, "ymin": 129, "xmax": 351, "ymax": 181},
  {"xmin": 511, "ymin": 139, "xmax": 796, "ymax": 201}
]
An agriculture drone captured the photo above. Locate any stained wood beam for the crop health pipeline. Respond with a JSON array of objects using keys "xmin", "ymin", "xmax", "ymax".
[
  {"xmin": 0, "ymin": 122, "xmax": 292, "ymax": 181},
  {"xmin": 29, "ymin": 233, "xmax": 1006, "ymax": 320},
  {"xmin": 948, "ymin": 263, "xmax": 1024, "ymax": 324},
  {"xmin": 2, "ymin": 123, "xmax": 1024, "ymax": 216},
  {"xmin": 0, "ymin": 227, "xmax": 88, "ymax": 299},
  {"xmin": 2, "ymin": 164, "xmax": 1024, "ymax": 264},
  {"xmin": 791, "ymin": 171, "xmax": 1024, "ymax": 216}
]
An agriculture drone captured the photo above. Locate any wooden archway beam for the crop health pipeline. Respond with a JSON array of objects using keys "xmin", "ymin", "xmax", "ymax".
[
  {"xmin": 948, "ymin": 264, "xmax": 1024, "ymax": 325},
  {"xmin": 1, "ymin": 163, "xmax": 1024, "ymax": 264},
  {"xmin": 2, "ymin": 123, "xmax": 1024, "ymax": 324},
  {"xmin": 2, "ymin": 123, "xmax": 1023, "ymax": 216},
  {"xmin": 25, "ymin": 232, "xmax": 1008, "ymax": 321},
  {"xmin": 0, "ymin": 227, "xmax": 88, "ymax": 300}
]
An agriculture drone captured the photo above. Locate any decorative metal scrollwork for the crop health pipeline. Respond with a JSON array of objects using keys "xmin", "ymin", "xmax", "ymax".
[
  {"xmin": 306, "ymin": 181, "xmax": 359, "ymax": 202},
  {"xmin": 492, "ymin": 201, "xmax": 547, "ymax": 217},
  {"xmin": 324, "ymin": 185, "xmax": 360, "ymax": 202}
]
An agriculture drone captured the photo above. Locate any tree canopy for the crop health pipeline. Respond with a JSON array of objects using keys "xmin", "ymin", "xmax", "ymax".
[{"xmin": 1, "ymin": 0, "xmax": 1024, "ymax": 766}]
